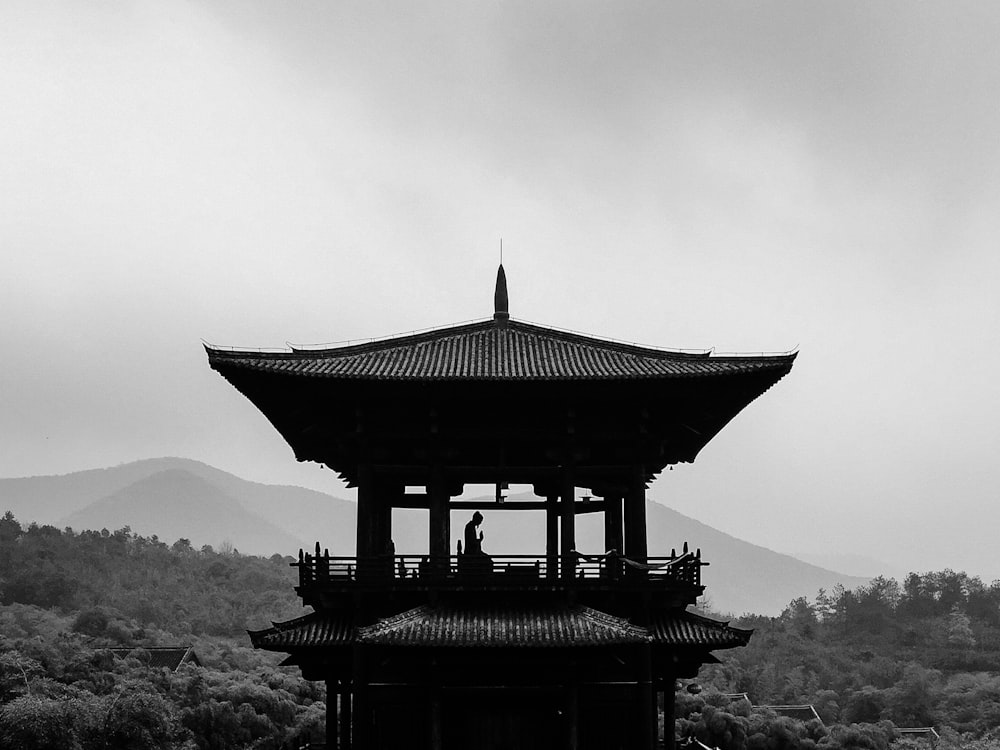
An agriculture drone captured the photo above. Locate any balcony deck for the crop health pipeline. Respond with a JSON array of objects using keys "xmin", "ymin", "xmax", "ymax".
[{"xmin": 293, "ymin": 549, "xmax": 706, "ymax": 593}]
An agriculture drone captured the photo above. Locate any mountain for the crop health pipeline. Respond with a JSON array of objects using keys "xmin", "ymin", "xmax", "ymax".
[
  {"xmin": 387, "ymin": 493, "xmax": 869, "ymax": 616},
  {"xmin": 643, "ymin": 503, "xmax": 870, "ymax": 616},
  {"xmin": 789, "ymin": 551, "xmax": 908, "ymax": 580},
  {"xmin": 2, "ymin": 459, "xmax": 868, "ymax": 615},
  {"xmin": 0, "ymin": 457, "xmax": 356, "ymax": 557},
  {"xmin": 61, "ymin": 468, "xmax": 303, "ymax": 555}
]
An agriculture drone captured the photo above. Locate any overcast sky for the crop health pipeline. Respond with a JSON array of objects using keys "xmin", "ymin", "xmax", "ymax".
[{"xmin": 3, "ymin": 1, "xmax": 998, "ymax": 580}]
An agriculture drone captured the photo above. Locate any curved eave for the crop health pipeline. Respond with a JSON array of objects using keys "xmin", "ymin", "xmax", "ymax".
[
  {"xmin": 248, "ymin": 607, "xmax": 752, "ymax": 653},
  {"xmin": 205, "ymin": 342, "xmax": 796, "ymax": 383}
]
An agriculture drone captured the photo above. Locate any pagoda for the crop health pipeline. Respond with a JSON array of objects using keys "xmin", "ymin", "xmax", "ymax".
[{"xmin": 205, "ymin": 266, "xmax": 795, "ymax": 750}]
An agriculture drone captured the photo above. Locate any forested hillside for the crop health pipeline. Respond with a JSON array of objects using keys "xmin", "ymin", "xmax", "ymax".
[
  {"xmin": 1, "ymin": 512, "xmax": 998, "ymax": 749},
  {"xmin": 0, "ymin": 512, "xmax": 320, "ymax": 749},
  {"xmin": 689, "ymin": 572, "xmax": 1000, "ymax": 747}
]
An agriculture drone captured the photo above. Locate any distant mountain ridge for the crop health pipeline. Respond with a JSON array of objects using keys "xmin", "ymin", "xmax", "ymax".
[
  {"xmin": 62, "ymin": 468, "xmax": 303, "ymax": 554},
  {"xmin": 0, "ymin": 458, "xmax": 867, "ymax": 615},
  {"xmin": 0, "ymin": 457, "xmax": 357, "ymax": 556}
]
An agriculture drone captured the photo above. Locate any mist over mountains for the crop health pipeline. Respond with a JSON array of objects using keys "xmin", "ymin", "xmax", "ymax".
[{"xmin": 0, "ymin": 458, "xmax": 868, "ymax": 615}]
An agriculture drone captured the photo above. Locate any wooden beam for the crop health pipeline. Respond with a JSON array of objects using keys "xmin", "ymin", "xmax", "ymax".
[{"xmin": 393, "ymin": 494, "xmax": 430, "ymax": 509}]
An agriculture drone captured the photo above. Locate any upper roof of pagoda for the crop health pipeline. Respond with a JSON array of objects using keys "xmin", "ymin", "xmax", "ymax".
[
  {"xmin": 206, "ymin": 318, "xmax": 795, "ymax": 382},
  {"xmin": 207, "ymin": 263, "xmax": 795, "ymax": 382}
]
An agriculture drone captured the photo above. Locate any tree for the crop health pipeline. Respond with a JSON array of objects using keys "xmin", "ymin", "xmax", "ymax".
[
  {"xmin": 0, "ymin": 650, "xmax": 44, "ymax": 700},
  {"xmin": 0, "ymin": 696, "xmax": 82, "ymax": 750},
  {"xmin": 0, "ymin": 511, "xmax": 21, "ymax": 544},
  {"xmin": 843, "ymin": 686, "xmax": 887, "ymax": 724},
  {"xmin": 945, "ymin": 607, "xmax": 976, "ymax": 649},
  {"xmin": 90, "ymin": 685, "xmax": 176, "ymax": 750}
]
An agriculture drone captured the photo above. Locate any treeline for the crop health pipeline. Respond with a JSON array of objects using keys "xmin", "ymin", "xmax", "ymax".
[
  {"xmin": 4, "ymin": 511, "xmax": 1000, "ymax": 748},
  {"xmin": 0, "ymin": 512, "xmax": 321, "ymax": 749},
  {"xmin": 693, "ymin": 572, "xmax": 1000, "ymax": 746},
  {"xmin": 0, "ymin": 605, "xmax": 325, "ymax": 749},
  {"xmin": 0, "ymin": 511, "xmax": 303, "ymax": 637}
]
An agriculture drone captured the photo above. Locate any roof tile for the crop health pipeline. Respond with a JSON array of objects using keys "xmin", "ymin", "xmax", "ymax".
[
  {"xmin": 249, "ymin": 612, "xmax": 353, "ymax": 650},
  {"xmin": 208, "ymin": 320, "xmax": 795, "ymax": 382},
  {"xmin": 649, "ymin": 610, "xmax": 752, "ymax": 649},
  {"xmin": 249, "ymin": 606, "xmax": 751, "ymax": 651},
  {"xmin": 356, "ymin": 604, "xmax": 649, "ymax": 648}
]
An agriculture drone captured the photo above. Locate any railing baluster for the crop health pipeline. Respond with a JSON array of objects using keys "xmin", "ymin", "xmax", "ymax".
[{"xmin": 291, "ymin": 551, "xmax": 704, "ymax": 590}]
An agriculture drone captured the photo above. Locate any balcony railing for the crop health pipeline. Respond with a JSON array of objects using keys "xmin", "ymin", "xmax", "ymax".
[{"xmin": 293, "ymin": 547, "xmax": 705, "ymax": 591}]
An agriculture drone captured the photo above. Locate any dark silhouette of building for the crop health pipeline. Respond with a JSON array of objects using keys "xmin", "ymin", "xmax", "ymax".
[{"xmin": 206, "ymin": 265, "xmax": 795, "ymax": 750}]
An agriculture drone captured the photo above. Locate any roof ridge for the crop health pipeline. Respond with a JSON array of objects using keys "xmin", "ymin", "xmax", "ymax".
[
  {"xmin": 574, "ymin": 605, "xmax": 649, "ymax": 639},
  {"xmin": 207, "ymin": 316, "xmax": 795, "ymax": 361},
  {"xmin": 676, "ymin": 609, "xmax": 754, "ymax": 634},
  {"xmin": 358, "ymin": 605, "xmax": 431, "ymax": 637},
  {"xmin": 288, "ymin": 319, "xmax": 495, "ymax": 356}
]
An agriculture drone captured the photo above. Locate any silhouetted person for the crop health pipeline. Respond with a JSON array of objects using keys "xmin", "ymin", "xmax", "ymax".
[
  {"xmin": 460, "ymin": 511, "xmax": 492, "ymax": 576},
  {"xmin": 464, "ymin": 511, "xmax": 485, "ymax": 555}
]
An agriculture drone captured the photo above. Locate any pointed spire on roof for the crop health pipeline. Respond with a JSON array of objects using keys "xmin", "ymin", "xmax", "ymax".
[{"xmin": 493, "ymin": 263, "xmax": 509, "ymax": 328}]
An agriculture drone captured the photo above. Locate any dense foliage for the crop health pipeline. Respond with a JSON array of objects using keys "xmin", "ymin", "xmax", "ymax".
[
  {"xmin": 0, "ymin": 513, "xmax": 321, "ymax": 748},
  {"xmin": 2, "ymin": 510, "xmax": 999, "ymax": 748},
  {"xmin": 0, "ymin": 511, "xmax": 302, "ymax": 637},
  {"xmin": 691, "ymin": 572, "xmax": 1000, "ymax": 747}
]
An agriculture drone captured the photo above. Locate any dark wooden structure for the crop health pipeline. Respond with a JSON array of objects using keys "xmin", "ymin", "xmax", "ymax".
[{"xmin": 206, "ymin": 266, "xmax": 795, "ymax": 750}]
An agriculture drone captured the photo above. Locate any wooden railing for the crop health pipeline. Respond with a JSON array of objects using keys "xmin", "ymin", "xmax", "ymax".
[{"xmin": 293, "ymin": 545, "xmax": 706, "ymax": 590}]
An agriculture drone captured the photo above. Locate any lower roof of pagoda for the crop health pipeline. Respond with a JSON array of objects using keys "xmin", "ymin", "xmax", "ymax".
[{"xmin": 248, "ymin": 604, "xmax": 751, "ymax": 651}]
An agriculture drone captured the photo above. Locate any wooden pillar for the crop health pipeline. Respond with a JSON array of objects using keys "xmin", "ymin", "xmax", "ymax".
[
  {"xmin": 352, "ymin": 649, "xmax": 370, "ymax": 750},
  {"xmin": 546, "ymin": 494, "xmax": 559, "ymax": 580},
  {"xmin": 357, "ymin": 467, "xmax": 393, "ymax": 580},
  {"xmin": 637, "ymin": 645, "xmax": 655, "ymax": 750},
  {"xmin": 662, "ymin": 681, "xmax": 676, "ymax": 750},
  {"xmin": 623, "ymin": 468, "xmax": 647, "ymax": 564},
  {"xmin": 356, "ymin": 464, "xmax": 375, "ymax": 559},
  {"xmin": 430, "ymin": 686, "xmax": 443, "ymax": 750},
  {"xmin": 428, "ymin": 467, "xmax": 451, "ymax": 580},
  {"xmin": 340, "ymin": 683, "xmax": 352, "ymax": 750},
  {"xmin": 603, "ymin": 494, "xmax": 623, "ymax": 554},
  {"xmin": 565, "ymin": 681, "xmax": 579, "ymax": 750},
  {"xmin": 377, "ymin": 478, "xmax": 398, "ymax": 555},
  {"xmin": 325, "ymin": 678, "xmax": 339, "ymax": 750},
  {"xmin": 560, "ymin": 471, "xmax": 576, "ymax": 580}
]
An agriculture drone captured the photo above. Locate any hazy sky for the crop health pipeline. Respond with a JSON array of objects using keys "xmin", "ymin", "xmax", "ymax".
[{"xmin": 3, "ymin": 2, "xmax": 999, "ymax": 580}]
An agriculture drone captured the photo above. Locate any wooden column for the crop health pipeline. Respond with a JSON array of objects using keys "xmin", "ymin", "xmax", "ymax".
[
  {"xmin": 662, "ymin": 681, "xmax": 676, "ymax": 750},
  {"xmin": 603, "ymin": 493, "xmax": 623, "ymax": 553},
  {"xmin": 357, "ymin": 466, "xmax": 392, "ymax": 580},
  {"xmin": 560, "ymin": 471, "xmax": 576, "ymax": 579},
  {"xmin": 623, "ymin": 468, "xmax": 647, "ymax": 564},
  {"xmin": 325, "ymin": 678, "xmax": 339, "ymax": 750},
  {"xmin": 637, "ymin": 645, "xmax": 655, "ymax": 750},
  {"xmin": 339, "ymin": 683, "xmax": 352, "ymax": 750},
  {"xmin": 565, "ymin": 681, "xmax": 579, "ymax": 750},
  {"xmin": 352, "ymin": 649, "xmax": 370, "ymax": 750},
  {"xmin": 428, "ymin": 466, "xmax": 451, "ymax": 566},
  {"xmin": 378, "ymin": 478, "xmax": 400, "ymax": 554},
  {"xmin": 356, "ymin": 464, "xmax": 375, "ymax": 559},
  {"xmin": 430, "ymin": 685, "xmax": 443, "ymax": 750},
  {"xmin": 546, "ymin": 494, "xmax": 559, "ymax": 580}
]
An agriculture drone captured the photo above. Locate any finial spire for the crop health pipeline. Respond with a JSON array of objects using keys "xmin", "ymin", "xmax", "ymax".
[{"xmin": 493, "ymin": 263, "xmax": 509, "ymax": 328}]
